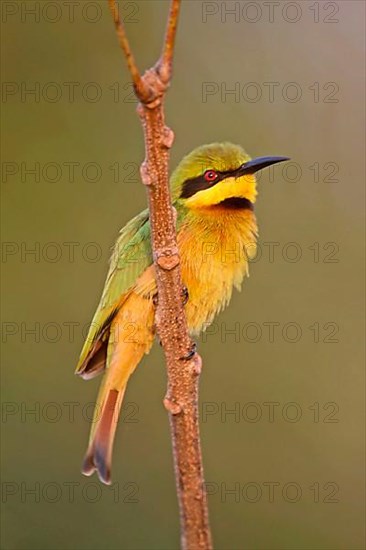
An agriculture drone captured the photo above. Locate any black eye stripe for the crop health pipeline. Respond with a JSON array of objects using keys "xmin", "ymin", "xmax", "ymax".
[
  {"xmin": 180, "ymin": 166, "xmax": 242, "ymax": 199},
  {"xmin": 180, "ymin": 173, "xmax": 224, "ymax": 198}
]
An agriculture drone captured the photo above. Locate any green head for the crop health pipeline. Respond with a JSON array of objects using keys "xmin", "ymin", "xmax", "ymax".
[{"xmin": 171, "ymin": 142, "xmax": 288, "ymax": 210}]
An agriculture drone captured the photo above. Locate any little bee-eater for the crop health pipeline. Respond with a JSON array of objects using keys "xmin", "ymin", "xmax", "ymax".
[{"xmin": 76, "ymin": 142, "xmax": 288, "ymax": 484}]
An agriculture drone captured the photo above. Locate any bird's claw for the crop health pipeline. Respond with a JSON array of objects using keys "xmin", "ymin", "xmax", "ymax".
[
  {"xmin": 181, "ymin": 286, "xmax": 189, "ymax": 305},
  {"xmin": 180, "ymin": 342, "xmax": 197, "ymax": 361}
]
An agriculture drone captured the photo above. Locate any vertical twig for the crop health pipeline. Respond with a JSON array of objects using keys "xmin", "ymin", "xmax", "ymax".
[{"xmin": 107, "ymin": 1, "xmax": 212, "ymax": 549}]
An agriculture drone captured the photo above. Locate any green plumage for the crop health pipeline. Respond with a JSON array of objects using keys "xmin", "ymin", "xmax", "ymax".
[
  {"xmin": 76, "ymin": 203, "xmax": 188, "ymax": 373},
  {"xmin": 76, "ymin": 210, "xmax": 151, "ymax": 372}
]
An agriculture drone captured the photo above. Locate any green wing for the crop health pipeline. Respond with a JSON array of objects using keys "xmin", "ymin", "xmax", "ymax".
[
  {"xmin": 101, "ymin": 209, "xmax": 152, "ymax": 308},
  {"xmin": 75, "ymin": 209, "xmax": 152, "ymax": 377}
]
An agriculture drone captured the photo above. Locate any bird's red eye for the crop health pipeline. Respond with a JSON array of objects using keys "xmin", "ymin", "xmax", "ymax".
[{"xmin": 204, "ymin": 170, "xmax": 218, "ymax": 182}]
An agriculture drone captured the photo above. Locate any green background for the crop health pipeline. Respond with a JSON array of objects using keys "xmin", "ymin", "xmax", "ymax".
[{"xmin": 1, "ymin": 1, "xmax": 365, "ymax": 549}]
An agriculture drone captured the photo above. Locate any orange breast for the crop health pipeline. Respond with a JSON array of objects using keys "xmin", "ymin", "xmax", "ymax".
[
  {"xmin": 178, "ymin": 208, "xmax": 258, "ymax": 334},
  {"xmin": 133, "ymin": 208, "xmax": 257, "ymax": 335}
]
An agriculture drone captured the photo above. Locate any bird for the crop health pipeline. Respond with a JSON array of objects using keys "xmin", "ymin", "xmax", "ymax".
[{"xmin": 75, "ymin": 142, "xmax": 288, "ymax": 484}]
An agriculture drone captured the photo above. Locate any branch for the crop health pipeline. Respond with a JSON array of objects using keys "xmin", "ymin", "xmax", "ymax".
[
  {"xmin": 108, "ymin": 0, "xmax": 152, "ymax": 102},
  {"xmin": 108, "ymin": 1, "xmax": 212, "ymax": 549},
  {"xmin": 156, "ymin": 0, "xmax": 181, "ymax": 83}
]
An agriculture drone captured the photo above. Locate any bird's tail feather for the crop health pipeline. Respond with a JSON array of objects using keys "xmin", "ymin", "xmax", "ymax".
[
  {"xmin": 80, "ymin": 292, "xmax": 155, "ymax": 485},
  {"xmin": 82, "ymin": 384, "xmax": 126, "ymax": 485},
  {"xmin": 81, "ymin": 342, "xmax": 145, "ymax": 485}
]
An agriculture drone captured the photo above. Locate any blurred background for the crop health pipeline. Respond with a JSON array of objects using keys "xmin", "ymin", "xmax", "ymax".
[{"xmin": 1, "ymin": 1, "xmax": 365, "ymax": 549}]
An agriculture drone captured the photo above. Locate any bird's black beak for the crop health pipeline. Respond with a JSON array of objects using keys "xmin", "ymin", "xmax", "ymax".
[{"xmin": 239, "ymin": 156, "xmax": 290, "ymax": 175}]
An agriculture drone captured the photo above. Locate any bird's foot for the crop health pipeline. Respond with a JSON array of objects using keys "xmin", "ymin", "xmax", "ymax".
[
  {"xmin": 179, "ymin": 342, "xmax": 197, "ymax": 361},
  {"xmin": 181, "ymin": 286, "xmax": 189, "ymax": 305}
]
